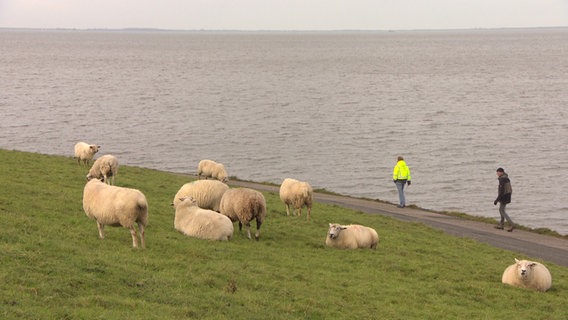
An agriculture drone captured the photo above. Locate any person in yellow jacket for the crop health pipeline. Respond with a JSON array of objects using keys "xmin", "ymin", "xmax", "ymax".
[{"xmin": 393, "ymin": 156, "xmax": 411, "ymax": 208}]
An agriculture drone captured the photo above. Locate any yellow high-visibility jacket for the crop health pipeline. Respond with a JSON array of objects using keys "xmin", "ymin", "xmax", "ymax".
[{"xmin": 393, "ymin": 160, "xmax": 411, "ymax": 181}]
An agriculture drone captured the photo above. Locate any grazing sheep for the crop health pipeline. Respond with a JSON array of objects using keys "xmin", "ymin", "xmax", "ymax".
[
  {"xmin": 279, "ymin": 178, "xmax": 313, "ymax": 220},
  {"xmin": 172, "ymin": 180, "xmax": 229, "ymax": 211},
  {"xmin": 501, "ymin": 258, "xmax": 552, "ymax": 292},
  {"xmin": 86, "ymin": 154, "xmax": 119, "ymax": 185},
  {"xmin": 219, "ymin": 188, "xmax": 266, "ymax": 240},
  {"xmin": 197, "ymin": 159, "xmax": 229, "ymax": 182},
  {"xmin": 325, "ymin": 223, "xmax": 379, "ymax": 249},
  {"xmin": 83, "ymin": 179, "xmax": 148, "ymax": 248},
  {"xmin": 74, "ymin": 142, "xmax": 100, "ymax": 166},
  {"xmin": 174, "ymin": 196, "xmax": 234, "ymax": 241}
]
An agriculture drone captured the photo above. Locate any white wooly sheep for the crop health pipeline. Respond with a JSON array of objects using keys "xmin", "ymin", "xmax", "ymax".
[
  {"xmin": 86, "ymin": 154, "xmax": 119, "ymax": 185},
  {"xmin": 74, "ymin": 142, "xmax": 100, "ymax": 166},
  {"xmin": 172, "ymin": 180, "xmax": 229, "ymax": 211},
  {"xmin": 279, "ymin": 178, "xmax": 313, "ymax": 220},
  {"xmin": 219, "ymin": 188, "xmax": 266, "ymax": 240},
  {"xmin": 83, "ymin": 179, "xmax": 148, "ymax": 248},
  {"xmin": 325, "ymin": 223, "xmax": 379, "ymax": 249},
  {"xmin": 174, "ymin": 196, "xmax": 234, "ymax": 241},
  {"xmin": 501, "ymin": 258, "xmax": 552, "ymax": 292},
  {"xmin": 197, "ymin": 159, "xmax": 229, "ymax": 182}
]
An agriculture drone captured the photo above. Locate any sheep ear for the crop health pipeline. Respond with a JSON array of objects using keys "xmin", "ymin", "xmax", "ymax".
[
  {"xmin": 514, "ymin": 258, "xmax": 520, "ymax": 263},
  {"xmin": 340, "ymin": 226, "xmax": 347, "ymax": 230},
  {"xmin": 529, "ymin": 263, "xmax": 537, "ymax": 268}
]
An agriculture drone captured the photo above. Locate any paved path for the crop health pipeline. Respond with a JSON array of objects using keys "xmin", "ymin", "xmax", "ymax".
[{"xmin": 227, "ymin": 179, "xmax": 568, "ymax": 267}]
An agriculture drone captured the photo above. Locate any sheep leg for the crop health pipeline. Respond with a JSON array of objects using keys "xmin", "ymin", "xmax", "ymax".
[
  {"xmin": 238, "ymin": 221, "xmax": 243, "ymax": 231},
  {"xmin": 307, "ymin": 207, "xmax": 311, "ymax": 221},
  {"xmin": 96, "ymin": 222, "xmax": 105, "ymax": 239},
  {"xmin": 255, "ymin": 218, "xmax": 262, "ymax": 241},
  {"xmin": 298, "ymin": 207, "xmax": 302, "ymax": 217},
  {"xmin": 285, "ymin": 204, "xmax": 291, "ymax": 216},
  {"xmin": 129, "ymin": 227, "xmax": 139, "ymax": 248},
  {"xmin": 245, "ymin": 223, "xmax": 252, "ymax": 240},
  {"xmin": 138, "ymin": 222, "xmax": 145, "ymax": 249}
]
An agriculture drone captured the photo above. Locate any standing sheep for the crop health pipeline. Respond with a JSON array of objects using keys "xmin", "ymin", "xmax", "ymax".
[
  {"xmin": 74, "ymin": 142, "xmax": 100, "ymax": 166},
  {"xmin": 86, "ymin": 154, "xmax": 119, "ymax": 185},
  {"xmin": 325, "ymin": 223, "xmax": 379, "ymax": 249},
  {"xmin": 197, "ymin": 159, "xmax": 229, "ymax": 182},
  {"xmin": 172, "ymin": 180, "xmax": 229, "ymax": 211},
  {"xmin": 279, "ymin": 178, "xmax": 313, "ymax": 220},
  {"xmin": 501, "ymin": 258, "xmax": 552, "ymax": 292},
  {"xmin": 174, "ymin": 196, "xmax": 234, "ymax": 241},
  {"xmin": 83, "ymin": 179, "xmax": 148, "ymax": 248},
  {"xmin": 219, "ymin": 188, "xmax": 266, "ymax": 240}
]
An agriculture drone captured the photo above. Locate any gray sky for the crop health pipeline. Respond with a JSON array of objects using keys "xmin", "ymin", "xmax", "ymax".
[{"xmin": 1, "ymin": 0, "xmax": 568, "ymax": 31}]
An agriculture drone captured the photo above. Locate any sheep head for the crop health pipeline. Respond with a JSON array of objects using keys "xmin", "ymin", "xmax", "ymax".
[
  {"xmin": 179, "ymin": 196, "xmax": 197, "ymax": 205},
  {"xmin": 328, "ymin": 223, "xmax": 347, "ymax": 239},
  {"xmin": 515, "ymin": 258, "xmax": 536, "ymax": 280}
]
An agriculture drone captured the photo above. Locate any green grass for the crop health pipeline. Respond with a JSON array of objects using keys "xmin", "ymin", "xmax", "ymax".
[{"xmin": 1, "ymin": 149, "xmax": 567, "ymax": 319}]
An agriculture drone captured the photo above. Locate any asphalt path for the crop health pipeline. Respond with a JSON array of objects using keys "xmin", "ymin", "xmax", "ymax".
[{"xmin": 226, "ymin": 179, "xmax": 568, "ymax": 267}]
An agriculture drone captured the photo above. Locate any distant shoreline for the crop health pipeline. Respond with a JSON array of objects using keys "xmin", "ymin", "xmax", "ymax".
[{"xmin": 2, "ymin": 26, "xmax": 568, "ymax": 33}]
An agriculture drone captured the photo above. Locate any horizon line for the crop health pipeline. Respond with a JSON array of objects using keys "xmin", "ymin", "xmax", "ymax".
[{"xmin": 2, "ymin": 26, "xmax": 568, "ymax": 33}]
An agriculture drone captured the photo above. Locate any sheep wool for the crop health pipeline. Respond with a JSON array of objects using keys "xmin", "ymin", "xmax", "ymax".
[
  {"xmin": 501, "ymin": 258, "xmax": 552, "ymax": 292},
  {"xmin": 74, "ymin": 141, "xmax": 100, "ymax": 166},
  {"xmin": 174, "ymin": 196, "xmax": 234, "ymax": 241},
  {"xmin": 86, "ymin": 154, "xmax": 119, "ymax": 185},
  {"xmin": 325, "ymin": 223, "xmax": 379, "ymax": 249},
  {"xmin": 279, "ymin": 178, "xmax": 313, "ymax": 220},
  {"xmin": 172, "ymin": 180, "xmax": 229, "ymax": 211},
  {"xmin": 197, "ymin": 159, "xmax": 229, "ymax": 182},
  {"xmin": 219, "ymin": 187, "xmax": 266, "ymax": 240},
  {"xmin": 83, "ymin": 179, "xmax": 148, "ymax": 248}
]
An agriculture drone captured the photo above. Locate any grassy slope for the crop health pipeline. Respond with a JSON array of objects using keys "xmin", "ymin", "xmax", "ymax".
[{"xmin": 0, "ymin": 149, "xmax": 566, "ymax": 319}]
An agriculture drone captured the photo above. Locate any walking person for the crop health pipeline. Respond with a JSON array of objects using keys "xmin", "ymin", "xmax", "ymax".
[
  {"xmin": 494, "ymin": 167, "xmax": 515, "ymax": 232},
  {"xmin": 393, "ymin": 156, "xmax": 411, "ymax": 208}
]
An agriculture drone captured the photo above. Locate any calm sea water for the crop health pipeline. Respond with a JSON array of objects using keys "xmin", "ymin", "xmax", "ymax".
[{"xmin": 1, "ymin": 28, "xmax": 567, "ymax": 235}]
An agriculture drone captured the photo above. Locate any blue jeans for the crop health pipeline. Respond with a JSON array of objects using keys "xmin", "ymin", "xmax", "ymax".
[{"xmin": 395, "ymin": 180, "xmax": 406, "ymax": 207}]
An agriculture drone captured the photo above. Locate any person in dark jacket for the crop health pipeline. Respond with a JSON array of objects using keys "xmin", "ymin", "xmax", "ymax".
[{"xmin": 494, "ymin": 167, "xmax": 515, "ymax": 232}]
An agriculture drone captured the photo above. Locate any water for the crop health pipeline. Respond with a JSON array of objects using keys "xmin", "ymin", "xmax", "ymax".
[{"xmin": 1, "ymin": 28, "xmax": 567, "ymax": 235}]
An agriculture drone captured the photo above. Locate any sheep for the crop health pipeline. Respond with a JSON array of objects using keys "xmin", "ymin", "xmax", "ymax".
[
  {"xmin": 279, "ymin": 178, "xmax": 313, "ymax": 220},
  {"xmin": 74, "ymin": 142, "xmax": 100, "ymax": 166},
  {"xmin": 325, "ymin": 223, "xmax": 379, "ymax": 249},
  {"xmin": 173, "ymin": 196, "xmax": 234, "ymax": 241},
  {"xmin": 501, "ymin": 258, "xmax": 552, "ymax": 292},
  {"xmin": 172, "ymin": 180, "xmax": 229, "ymax": 212},
  {"xmin": 197, "ymin": 159, "xmax": 229, "ymax": 182},
  {"xmin": 219, "ymin": 187, "xmax": 266, "ymax": 240},
  {"xmin": 86, "ymin": 154, "xmax": 119, "ymax": 185},
  {"xmin": 82, "ymin": 179, "xmax": 148, "ymax": 248}
]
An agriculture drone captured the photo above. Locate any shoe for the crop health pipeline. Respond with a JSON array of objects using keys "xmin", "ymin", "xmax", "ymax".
[
  {"xmin": 494, "ymin": 225, "xmax": 504, "ymax": 230},
  {"xmin": 507, "ymin": 226, "xmax": 515, "ymax": 232},
  {"xmin": 397, "ymin": 205, "xmax": 405, "ymax": 208}
]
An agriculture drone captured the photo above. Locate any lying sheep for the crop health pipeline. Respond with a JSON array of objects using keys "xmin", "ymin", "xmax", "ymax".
[
  {"xmin": 279, "ymin": 178, "xmax": 313, "ymax": 220},
  {"xmin": 172, "ymin": 180, "xmax": 229, "ymax": 211},
  {"xmin": 86, "ymin": 154, "xmax": 119, "ymax": 185},
  {"xmin": 501, "ymin": 258, "xmax": 552, "ymax": 292},
  {"xmin": 197, "ymin": 159, "xmax": 229, "ymax": 182},
  {"xmin": 325, "ymin": 223, "xmax": 379, "ymax": 249},
  {"xmin": 219, "ymin": 188, "xmax": 266, "ymax": 240},
  {"xmin": 174, "ymin": 196, "xmax": 233, "ymax": 241},
  {"xmin": 74, "ymin": 142, "xmax": 100, "ymax": 166},
  {"xmin": 83, "ymin": 179, "xmax": 148, "ymax": 248}
]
